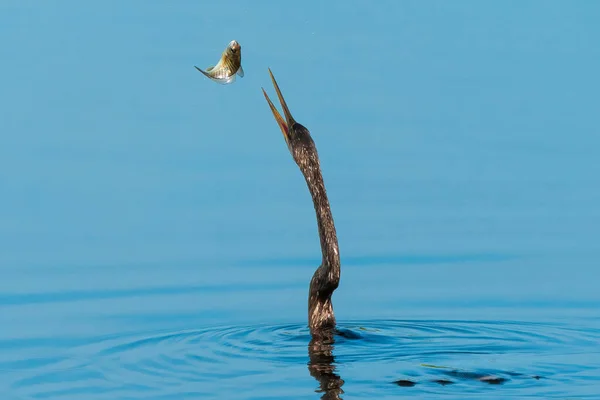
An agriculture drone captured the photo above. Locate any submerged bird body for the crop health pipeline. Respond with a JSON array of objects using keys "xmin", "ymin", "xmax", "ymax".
[
  {"xmin": 195, "ymin": 40, "xmax": 244, "ymax": 85},
  {"xmin": 262, "ymin": 69, "xmax": 341, "ymax": 335}
]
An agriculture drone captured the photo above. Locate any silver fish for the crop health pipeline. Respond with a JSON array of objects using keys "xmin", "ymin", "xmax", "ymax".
[{"xmin": 194, "ymin": 40, "xmax": 244, "ymax": 85}]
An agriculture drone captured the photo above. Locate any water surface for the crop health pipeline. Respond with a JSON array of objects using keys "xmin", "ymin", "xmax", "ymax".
[{"xmin": 1, "ymin": 1, "xmax": 599, "ymax": 399}]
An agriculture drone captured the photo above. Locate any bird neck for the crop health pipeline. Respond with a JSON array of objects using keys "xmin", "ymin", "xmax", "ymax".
[{"xmin": 304, "ymin": 163, "xmax": 340, "ymax": 277}]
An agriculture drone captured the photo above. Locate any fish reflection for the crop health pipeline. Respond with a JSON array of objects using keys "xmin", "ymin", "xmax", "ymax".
[
  {"xmin": 308, "ymin": 329, "xmax": 345, "ymax": 400},
  {"xmin": 194, "ymin": 40, "xmax": 244, "ymax": 85}
]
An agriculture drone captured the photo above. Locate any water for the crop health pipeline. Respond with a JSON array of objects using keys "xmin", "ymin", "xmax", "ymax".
[
  {"xmin": 1, "ymin": 1, "xmax": 599, "ymax": 399},
  {"xmin": 5, "ymin": 319, "xmax": 599, "ymax": 399}
]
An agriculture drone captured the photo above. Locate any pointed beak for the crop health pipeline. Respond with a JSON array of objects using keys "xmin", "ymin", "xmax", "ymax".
[{"xmin": 262, "ymin": 68, "xmax": 296, "ymax": 148}]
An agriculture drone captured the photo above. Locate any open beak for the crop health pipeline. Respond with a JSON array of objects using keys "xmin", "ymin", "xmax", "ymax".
[{"xmin": 262, "ymin": 68, "xmax": 296, "ymax": 148}]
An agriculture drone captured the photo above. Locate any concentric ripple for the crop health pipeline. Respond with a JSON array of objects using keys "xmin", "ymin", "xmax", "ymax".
[{"xmin": 9, "ymin": 320, "xmax": 600, "ymax": 399}]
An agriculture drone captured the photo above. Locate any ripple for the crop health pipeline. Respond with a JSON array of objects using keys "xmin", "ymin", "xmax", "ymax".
[{"xmin": 10, "ymin": 320, "xmax": 600, "ymax": 399}]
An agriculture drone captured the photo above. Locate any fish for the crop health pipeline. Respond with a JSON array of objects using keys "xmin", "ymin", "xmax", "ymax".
[{"xmin": 194, "ymin": 40, "xmax": 244, "ymax": 85}]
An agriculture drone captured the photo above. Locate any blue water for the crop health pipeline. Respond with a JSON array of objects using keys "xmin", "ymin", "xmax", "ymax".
[{"xmin": 1, "ymin": 1, "xmax": 599, "ymax": 399}]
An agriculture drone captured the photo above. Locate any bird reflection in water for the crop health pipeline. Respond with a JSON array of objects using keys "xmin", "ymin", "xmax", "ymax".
[{"xmin": 308, "ymin": 329, "xmax": 344, "ymax": 400}]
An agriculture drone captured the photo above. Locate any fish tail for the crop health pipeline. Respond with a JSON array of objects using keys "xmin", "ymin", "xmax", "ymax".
[{"xmin": 194, "ymin": 66, "xmax": 213, "ymax": 79}]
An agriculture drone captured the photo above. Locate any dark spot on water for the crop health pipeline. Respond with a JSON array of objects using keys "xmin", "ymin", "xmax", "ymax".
[
  {"xmin": 334, "ymin": 328, "xmax": 362, "ymax": 340},
  {"xmin": 393, "ymin": 379, "xmax": 417, "ymax": 387},
  {"xmin": 433, "ymin": 379, "xmax": 454, "ymax": 386},
  {"xmin": 479, "ymin": 375, "xmax": 508, "ymax": 385}
]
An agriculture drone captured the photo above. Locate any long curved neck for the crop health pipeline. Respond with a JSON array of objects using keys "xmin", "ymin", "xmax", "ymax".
[
  {"xmin": 304, "ymin": 161, "xmax": 340, "ymax": 278},
  {"xmin": 302, "ymin": 159, "xmax": 341, "ymax": 332}
]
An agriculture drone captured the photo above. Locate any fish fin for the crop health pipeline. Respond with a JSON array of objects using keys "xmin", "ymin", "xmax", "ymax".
[
  {"xmin": 194, "ymin": 65, "xmax": 236, "ymax": 85},
  {"xmin": 194, "ymin": 66, "xmax": 214, "ymax": 80},
  {"xmin": 236, "ymin": 65, "xmax": 244, "ymax": 78}
]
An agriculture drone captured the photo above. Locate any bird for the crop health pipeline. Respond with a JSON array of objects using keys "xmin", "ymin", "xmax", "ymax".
[{"xmin": 262, "ymin": 69, "xmax": 341, "ymax": 336}]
